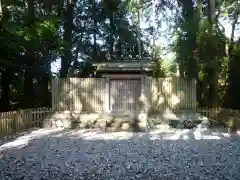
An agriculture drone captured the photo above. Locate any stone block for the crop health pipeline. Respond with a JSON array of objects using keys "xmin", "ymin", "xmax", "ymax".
[
  {"xmin": 96, "ymin": 121, "xmax": 106, "ymax": 130},
  {"xmin": 137, "ymin": 112, "xmax": 148, "ymax": 122},
  {"xmin": 62, "ymin": 119, "xmax": 72, "ymax": 128},
  {"xmin": 54, "ymin": 119, "xmax": 72, "ymax": 128},
  {"xmin": 70, "ymin": 113, "xmax": 81, "ymax": 122},
  {"xmin": 78, "ymin": 123, "xmax": 87, "ymax": 129},
  {"xmin": 137, "ymin": 122, "xmax": 147, "ymax": 129},
  {"xmin": 55, "ymin": 120, "xmax": 63, "ymax": 127},
  {"xmin": 155, "ymin": 124, "xmax": 170, "ymax": 129},
  {"xmin": 79, "ymin": 113, "xmax": 101, "ymax": 122},
  {"xmin": 121, "ymin": 123, "xmax": 130, "ymax": 130},
  {"xmin": 43, "ymin": 118, "xmax": 52, "ymax": 128}
]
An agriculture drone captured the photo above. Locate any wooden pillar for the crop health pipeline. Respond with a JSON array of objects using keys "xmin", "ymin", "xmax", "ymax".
[
  {"xmin": 139, "ymin": 77, "xmax": 150, "ymax": 113},
  {"xmin": 105, "ymin": 78, "xmax": 110, "ymax": 113},
  {"xmin": 51, "ymin": 78, "xmax": 55, "ymax": 111},
  {"xmin": 140, "ymin": 77, "xmax": 145, "ymax": 112}
]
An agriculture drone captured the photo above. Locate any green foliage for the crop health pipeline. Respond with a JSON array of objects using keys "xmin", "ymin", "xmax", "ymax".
[
  {"xmin": 0, "ymin": 0, "xmax": 239, "ymax": 110},
  {"xmin": 172, "ymin": 0, "xmax": 239, "ymax": 108},
  {"xmin": 0, "ymin": 0, "xmax": 158, "ymax": 110},
  {"xmin": 153, "ymin": 59, "xmax": 165, "ymax": 78}
]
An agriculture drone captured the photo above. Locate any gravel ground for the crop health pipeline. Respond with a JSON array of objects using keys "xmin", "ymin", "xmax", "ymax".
[{"xmin": 0, "ymin": 128, "xmax": 240, "ymax": 180}]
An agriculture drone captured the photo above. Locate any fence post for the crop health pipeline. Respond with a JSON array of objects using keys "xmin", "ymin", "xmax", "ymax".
[
  {"xmin": 193, "ymin": 79, "xmax": 197, "ymax": 110},
  {"xmin": 139, "ymin": 78, "xmax": 144, "ymax": 113},
  {"xmin": 13, "ymin": 112, "xmax": 18, "ymax": 132},
  {"xmin": 28, "ymin": 109, "xmax": 33, "ymax": 128},
  {"xmin": 230, "ymin": 110, "xmax": 238, "ymax": 132},
  {"xmin": 139, "ymin": 77, "xmax": 149, "ymax": 113},
  {"xmin": 52, "ymin": 78, "xmax": 55, "ymax": 111}
]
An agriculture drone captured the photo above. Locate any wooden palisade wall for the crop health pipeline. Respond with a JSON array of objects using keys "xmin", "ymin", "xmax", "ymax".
[{"xmin": 52, "ymin": 77, "xmax": 196, "ymax": 112}]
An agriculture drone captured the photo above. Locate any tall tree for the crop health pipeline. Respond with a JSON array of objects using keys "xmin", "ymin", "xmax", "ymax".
[
  {"xmin": 0, "ymin": 0, "xmax": 2, "ymax": 22},
  {"xmin": 23, "ymin": 0, "xmax": 36, "ymax": 108},
  {"xmin": 60, "ymin": 0, "xmax": 76, "ymax": 78},
  {"xmin": 206, "ymin": 0, "xmax": 219, "ymax": 107},
  {"xmin": 175, "ymin": 0, "xmax": 199, "ymax": 79},
  {"xmin": 223, "ymin": 0, "xmax": 240, "ymax": 108},
  {"xmin": 92, "ymin": 0, "xmax": 97, "ymax": 56}
]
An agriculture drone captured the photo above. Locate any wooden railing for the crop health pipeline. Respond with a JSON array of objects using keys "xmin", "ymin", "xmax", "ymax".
[
  {"xmin": 196, "ymin": 108, "xmax": 240, "ymax": 131},
  {"xmin": 0, "ymin": 108, "xmax": 52, "ymax": 136}
]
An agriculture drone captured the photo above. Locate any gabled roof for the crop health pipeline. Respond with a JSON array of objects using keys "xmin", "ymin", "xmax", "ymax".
[{"xmin": 92, "ymin": 58, "xmax": 156, "ymax": 72}]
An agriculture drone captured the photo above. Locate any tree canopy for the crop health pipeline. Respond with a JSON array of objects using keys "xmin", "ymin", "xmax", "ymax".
[{"xmin": 0, "ymin": 0, "xmax": 239, "ymax": 111}]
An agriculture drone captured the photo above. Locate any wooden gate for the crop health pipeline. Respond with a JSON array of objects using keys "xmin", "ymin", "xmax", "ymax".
[{"xmin": 110, "ymin": 79, "xmax": 141, "ymax": 113}]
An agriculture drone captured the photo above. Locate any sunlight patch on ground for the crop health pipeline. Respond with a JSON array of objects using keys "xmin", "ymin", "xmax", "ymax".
[
  {"xmin": 0, "ymin": 127, "xmax": 240, "ymax": 179},
  {"xmin": 193, "ymin": 128, "xmax": 221, "ymax": 140},
  {"xmin": 0, "ymin": 127, "xmax": 238, "ymax": 152},
  {"xmin": 0, "ymin": 128, "xmax": 64, "ymax": 151},
  {"xmin": 165, "ymin": 129, "xmax": 190, "ymax": 140},
  {"xmin": 72, "ymin": 130, "xmax": 135, "ymax": 141},
  {"xmin": 148, "ymin": 128, "xmax": 176, "ymax": 135}
]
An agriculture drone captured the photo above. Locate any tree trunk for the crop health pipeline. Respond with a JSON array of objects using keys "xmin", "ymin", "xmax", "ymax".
[
  {"xmin": 40, "ymin": 75, "xmax": 50, "ymax": 107},
  {"xmin": 92, "ymin": 0, "xmax": 97, "ymax": 56},
  {"xmin": 0, "ymin": 70, "xmax": 11, "ymax": 111},
  {"xmin": 136, "ymin": 0, "xmax": 141, "ymax": 58},
  {"xmin": 23, "ymin": 0, "xmax": 35, "ymax": 108},
  {"xmin": 178, "ymin": 61, "xmax": 185, "ymax": 78},
  {"xmin": 207, "ymin": 64, "xmax": 219, "ymax": 108},
  {"xmin": 60, "ymin": 0, "xmax": 75, "ymax": 78},
  {"xmin": 196, "ymin": 78, "xmax": 204, "ymax": 107},
  {"xmin": 226, "ymin": 12, "xmax": 239, "ymax": 108},
  {"xmin": 23, "ymin": 64, "xmax": 34, "ymax": 108},
  {"xmin": 40, "ymin": 60, "xmax": 51, "ymax": 107},
  {"xmin": 178, "ymin": 0, "xmax": 198, "ymax": 79},
  {"xmin": 207, "ymin": 0, "xmax": 218, "ymax": 108},
  {"xmin": 109, "ymin": 13, "xmax": 114, "ymax": 60},
  {"xmin": 0, "ymin": 0, "xmax": 2, "ymax": 22}
]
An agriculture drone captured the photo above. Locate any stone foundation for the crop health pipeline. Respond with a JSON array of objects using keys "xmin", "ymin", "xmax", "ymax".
[
  {"xmin": 43, "ymin": 110, "xmax": 210, "ymax": 131},
  {"xmin": 43, "ymin": 111, "xmax": 148, "ymax": 132},
  {"xmin": 147, "ymin": 110, "xmax": 210, "ymax": 129}
]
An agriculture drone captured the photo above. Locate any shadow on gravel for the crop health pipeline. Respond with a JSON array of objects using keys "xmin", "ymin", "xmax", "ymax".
[{"xmin": 0, "ymin": 128, "xmax": 240, "ymax": 180}]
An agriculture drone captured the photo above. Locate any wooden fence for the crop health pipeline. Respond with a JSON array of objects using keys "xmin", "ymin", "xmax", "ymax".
[
  {"xmin": 52, "ymin": 77, "xmax": 196, "ymax": 112},
  {"xmin": 196, "ymin": 108, "xmax": 240, "ymax": 131},
  {"xmin": 0, "ymin": 107, "xmax": 52, "ymax": 136},
  {"xmin": 144, "ymin": 78, "xmax": 196, "ymax": 112},
  {"xmin": 0, "ymin": 107, "xmax": 240, "ymax": 134},
  {"xmin": 52, "ymin": 78, "xmax": 106, "ymax": 111}
]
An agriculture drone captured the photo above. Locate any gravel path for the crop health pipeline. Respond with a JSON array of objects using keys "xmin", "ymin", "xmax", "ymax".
[{"xmin": 0, "ymin": 128, "xmax": 240, "ymax": 180}]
